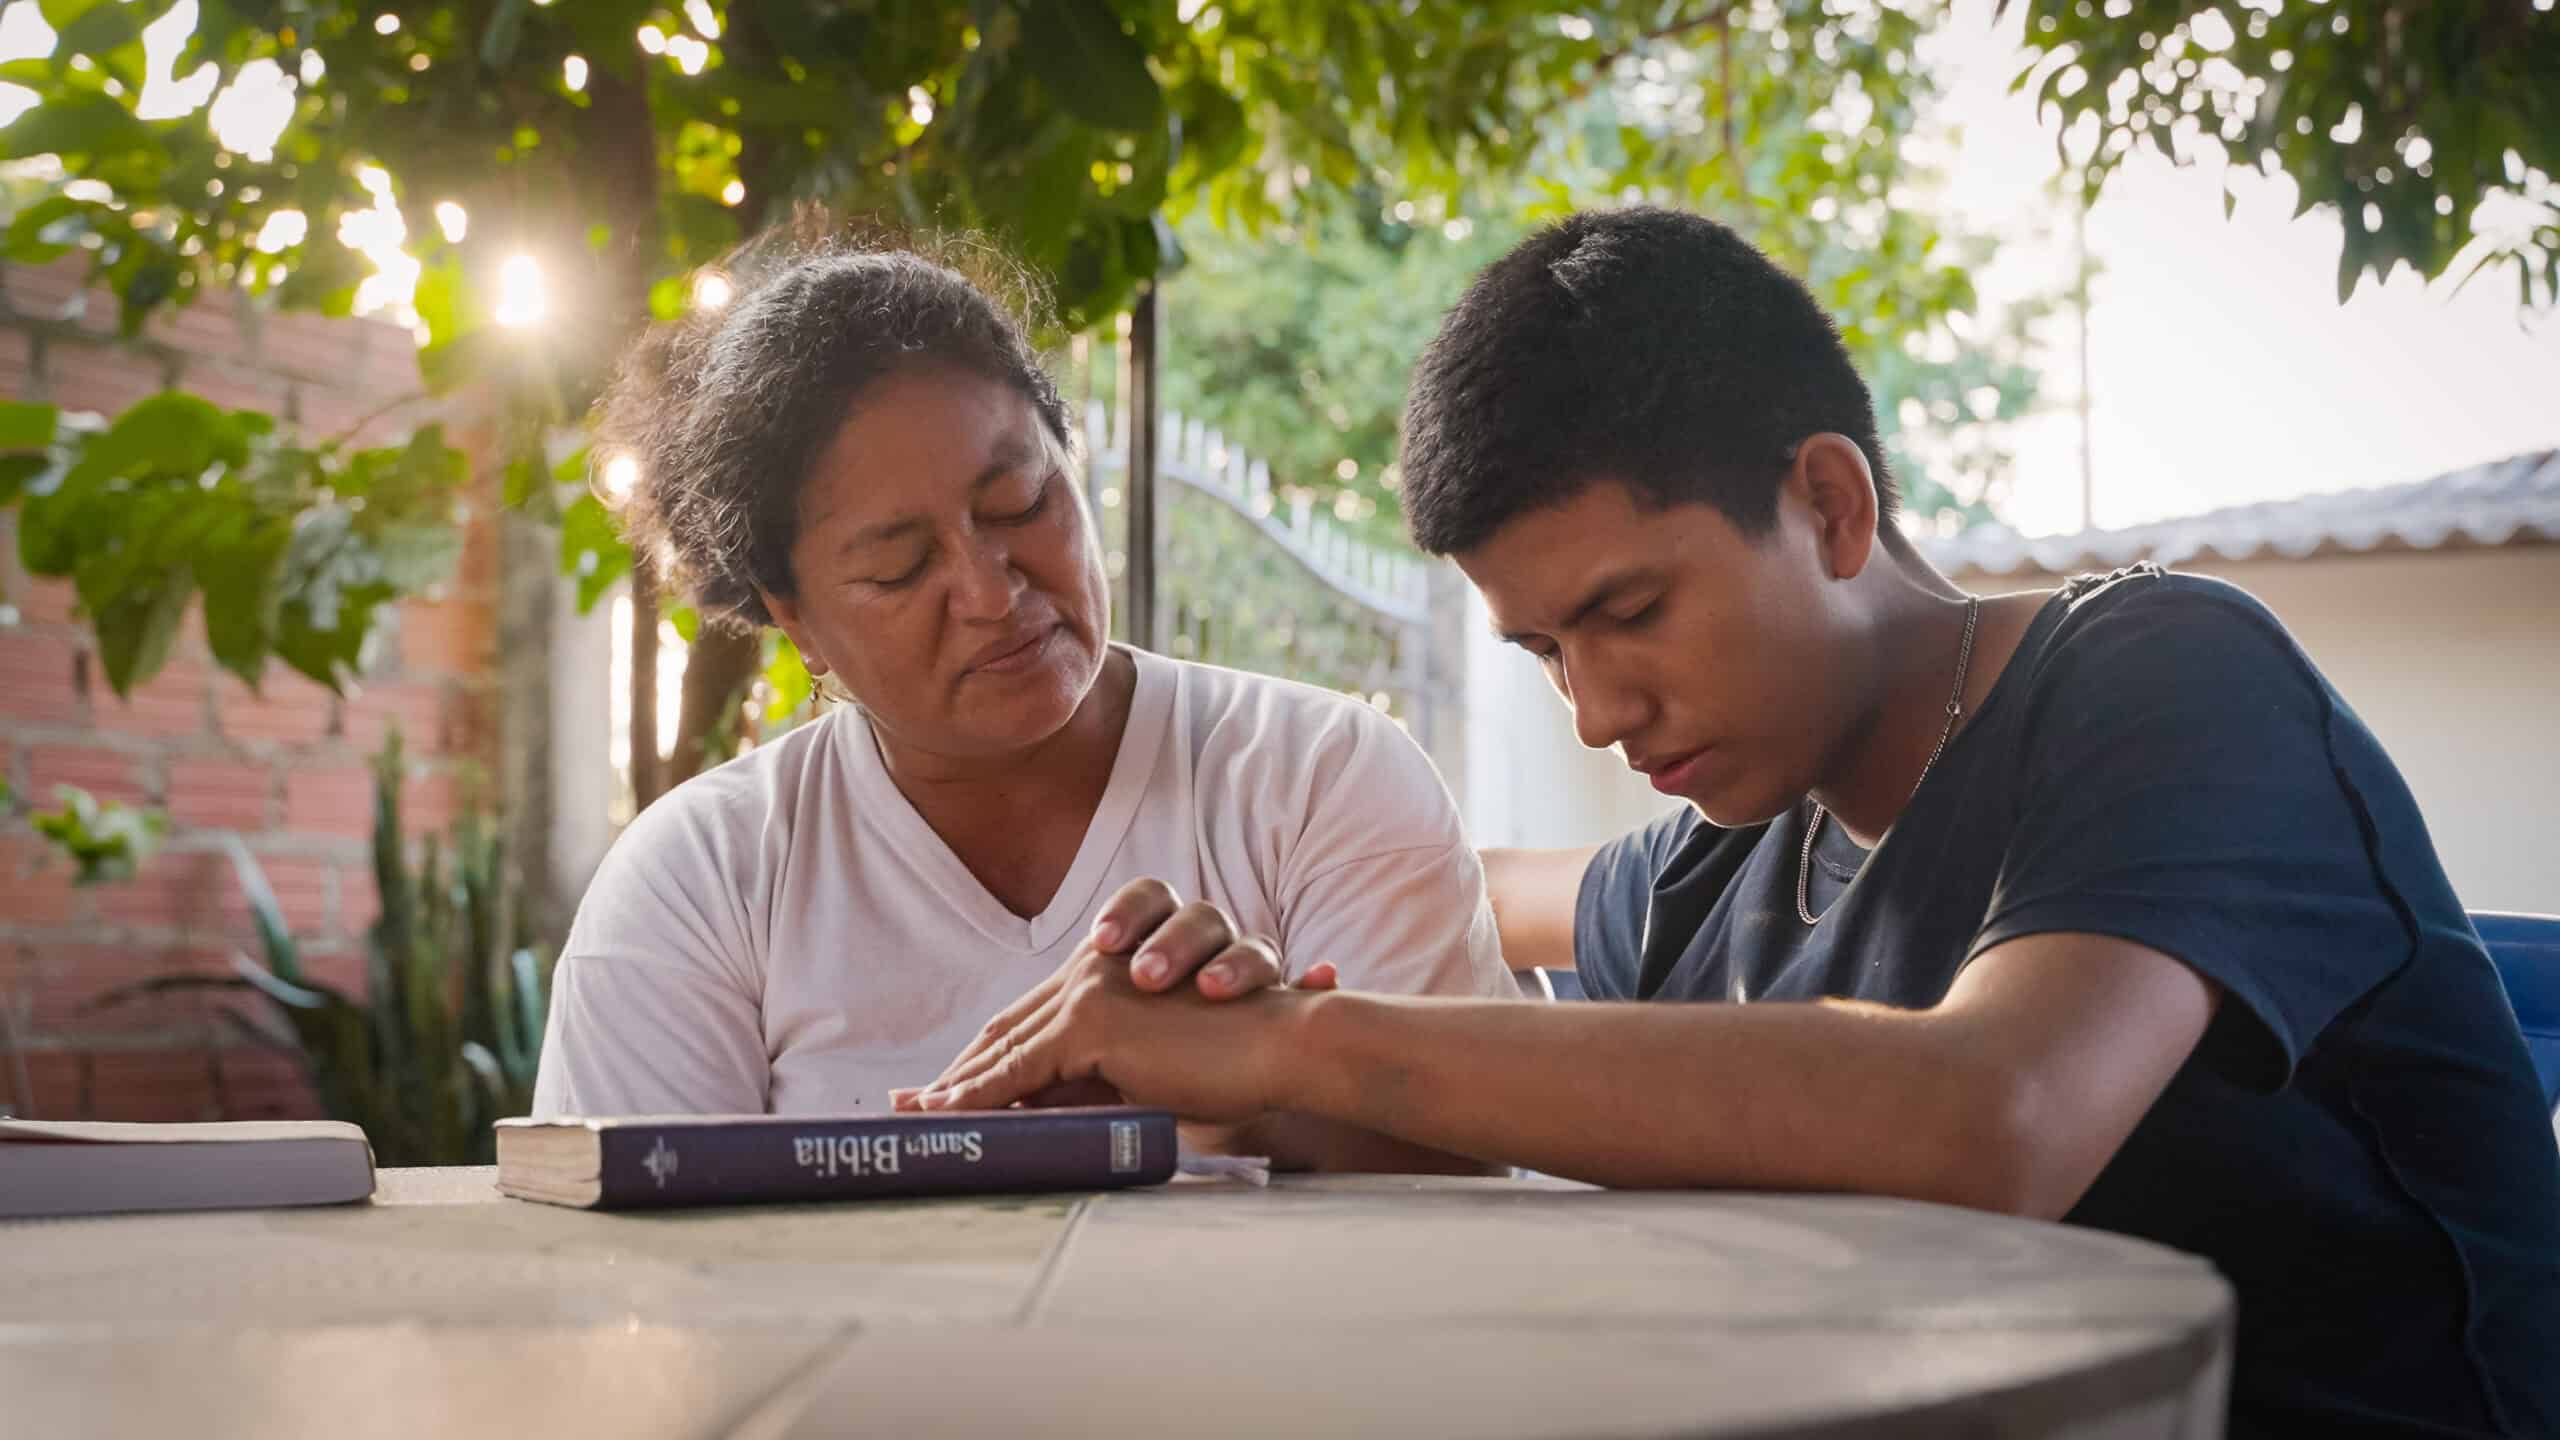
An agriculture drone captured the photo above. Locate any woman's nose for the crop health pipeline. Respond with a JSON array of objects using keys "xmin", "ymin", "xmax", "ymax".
[{"xmin": 950, "ymin": 536, "xmax": 1024, "ymax": 620}]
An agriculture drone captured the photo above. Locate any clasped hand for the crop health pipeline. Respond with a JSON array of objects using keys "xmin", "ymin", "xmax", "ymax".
[{"xmin": 889, "ymin": 878, "xmax": 1334, "ymax": 1119}]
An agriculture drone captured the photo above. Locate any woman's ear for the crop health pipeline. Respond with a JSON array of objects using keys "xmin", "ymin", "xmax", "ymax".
[{"xmin": 759, "ymin": 588, "xmax": 827, "ymax": 676}]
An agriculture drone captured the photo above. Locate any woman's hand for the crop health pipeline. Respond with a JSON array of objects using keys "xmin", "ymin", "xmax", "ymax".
[{"xmin": 890, "ymin": 878, "xmax": 1333, "ymax": 1111}]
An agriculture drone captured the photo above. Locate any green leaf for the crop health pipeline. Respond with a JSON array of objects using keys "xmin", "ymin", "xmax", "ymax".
[
  {"xmin": 30, "ymin": 785, "xmax": 167, "ymax": 886},
  {"xmin": 53, "ymin": 1, "xmax": 149, "ymax": 87},
  {"xmin": 92, "ymin": 568, "xmax": 193, "ymax": 696},
  {"xmin": 38, "ymin": 0, "xmax": 125, "ymax": 28},
  {"xmin": 409, "ymin": 254, "xmax": 478, "ymax": 395},
  {"xmin": 668, "ymin": 603, "xmax": 700, "ymax": 644},
  {"xmin": 1016, "ymin": 0, "xmax": 1164, "ymax": 134},
  {"xmin": 764, "ymin": 633, "xmax": 814, "ymax": 723},
  {"xmin": 196, "ymin": 516, "xmax": 293, "ymax": 686},
  {"xmin": 1168, "ymin": 77, "xmax": 1247, "ymax": 193},
  {"xmin": 3, "ymin": 193, "xmax": 97, "ymax": 263},
  {"xmin": 503, "ymin": 453, "xmax": 542, "ymax": 510},
  {"xmin": 117, "ymin": 257, "xmax": 180, "ymax": 332},
  {"xmin": 77, "ymin": 391, "xmax": 228, "ymax": 480},
  {"xmin": 0, "ymin": 400, "xmax": 56, "ymax": 452},
  {"xmin": 1009, "ymin": 126, "xmax": 1093, "ymax": 267},
  {"xmin": 270, "ymin": 239, "xmax": 370, "ymax": 318},
  {"xmin": 0, "ymin": 454, "xmax": 44, "ymax": 506},
  {"xmin": 0, "ymin": 93, "xmax": 152, "ymax": 160},
  {"xmin": 558, "ymin": 491, "xmax": 633, "ymax": 613}
]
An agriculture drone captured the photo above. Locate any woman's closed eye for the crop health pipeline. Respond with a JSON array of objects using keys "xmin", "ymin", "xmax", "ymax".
[
  {"xmin": 857, "ymin": 549, "xmax": 931, "ymax": 589},
  {"xmin": 989, "ymin": 474, "xmax": 1056, "ymax": 526},
  {"xmin": 851, "ymin": 475, "xmax": 1058, "ymax": 588}
]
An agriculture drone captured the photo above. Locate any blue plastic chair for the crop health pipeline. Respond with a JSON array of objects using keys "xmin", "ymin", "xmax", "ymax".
[{"xmin": 2474, "ymin": 912, "xmax": 2560, "ymax": 1122}]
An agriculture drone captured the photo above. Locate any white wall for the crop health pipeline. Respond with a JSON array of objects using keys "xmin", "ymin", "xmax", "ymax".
[{"xmin": 1458, "ymin": 548, "xmax": 2560, "ymax": 912}]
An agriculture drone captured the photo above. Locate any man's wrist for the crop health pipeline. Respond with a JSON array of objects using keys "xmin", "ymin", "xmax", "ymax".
[{"xmin": 1258, "ymin": 987, "xmax": 1351, "ymax": 1119}]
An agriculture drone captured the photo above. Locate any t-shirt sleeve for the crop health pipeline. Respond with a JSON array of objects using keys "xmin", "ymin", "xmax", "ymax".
[
  {"xmin": 1271, "ymin": 713, "xmax": 1515, "ymax": 1001},
  {"xmin": 1573, "ymin": 808, "xmax": 1696, "ymax": 1001},
  {"xmin": 530, "ymin": 795, "xmax": 770, "ymax": 1118},
  {"xmin": 1971, "ymin": 585, "xmax": 2414, "ymax": 1091}
]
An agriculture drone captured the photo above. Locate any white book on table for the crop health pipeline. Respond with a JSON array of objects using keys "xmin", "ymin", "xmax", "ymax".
[{"xmin": 0, "ymin": 1119, "xmax": 376, "ymax": 1219}]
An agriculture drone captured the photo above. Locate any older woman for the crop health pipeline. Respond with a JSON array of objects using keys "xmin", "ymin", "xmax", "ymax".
[{"xmin": 530, "ymin": 227, "xmax": 1511, "ymax": 1167}]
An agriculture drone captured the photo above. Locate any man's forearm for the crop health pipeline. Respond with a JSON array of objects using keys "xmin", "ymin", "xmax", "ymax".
[{"xmin": 1274, "ymin": 991, "xmax": 2035, "ymax": 1209}]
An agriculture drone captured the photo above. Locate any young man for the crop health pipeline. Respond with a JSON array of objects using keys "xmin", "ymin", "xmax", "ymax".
[{"xmin": 899, "ymin": 208, "xmax": 2560, "ymax": 1436}]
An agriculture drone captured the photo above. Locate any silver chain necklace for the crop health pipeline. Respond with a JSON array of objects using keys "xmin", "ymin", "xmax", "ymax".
[{"xmin": 1796, "ymin": 596, "xmax": 1982, "ymax": 927}]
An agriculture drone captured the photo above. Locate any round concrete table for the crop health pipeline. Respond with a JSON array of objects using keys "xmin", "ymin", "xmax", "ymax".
[{"xmin": 0, "ymin": 1169, "xmax": 2230, "ymax": 1438}]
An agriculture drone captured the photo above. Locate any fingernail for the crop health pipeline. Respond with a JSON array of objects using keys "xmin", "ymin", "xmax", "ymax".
[
  {"xmin": 1092, "ymin": 919, "xmax": 1122, "ymax": 949},
  {"xmin": 1134, "ymin": 954, "xmax": 1166, "ymax": 985},
  {"xmin": 1203, "ymin": 960, "xmax": 1236, "ymax": 989}
]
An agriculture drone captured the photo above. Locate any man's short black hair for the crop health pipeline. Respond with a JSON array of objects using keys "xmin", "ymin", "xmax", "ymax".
[{"xmin": 1399, "ymin": 206, "xmax": 1895, "ymax": 556}]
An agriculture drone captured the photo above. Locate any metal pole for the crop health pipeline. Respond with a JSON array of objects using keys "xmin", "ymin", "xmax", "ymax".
[
  {"xmin": 628, "ymin": 555, "xmax": 660, "ymax": 811},
  {"xmin": 2074, "ymin": 194, "xmax": 2096, "ymax": 532},
  {"xmin": 1124, "ymin": 283, "xmax": 1161, "ymax": 652}
]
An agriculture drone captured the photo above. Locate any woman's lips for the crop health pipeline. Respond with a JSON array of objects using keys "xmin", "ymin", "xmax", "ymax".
[{"xmin": 967, "ymin": 624, "xmax": 1060, "ymax": 675}]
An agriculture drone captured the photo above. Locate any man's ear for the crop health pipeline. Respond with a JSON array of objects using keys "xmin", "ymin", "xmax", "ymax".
[
  {"xmin": 1789, "ymin": 433, "xmax": 1881, "ymax": 582},
  {"xmin": 759, "ymin": 588, "xmax": 827, "ymax": 676}
]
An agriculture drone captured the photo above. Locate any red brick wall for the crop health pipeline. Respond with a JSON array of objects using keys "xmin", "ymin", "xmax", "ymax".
[{"xmin": 0, "ymin": 260, "xmax": 499, "ymax": 1122}]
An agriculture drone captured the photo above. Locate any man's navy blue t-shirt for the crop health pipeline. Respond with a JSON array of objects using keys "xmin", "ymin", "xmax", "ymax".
[{"xmin": 1573, "ymin": 566, "xmax": 2560, "ymax": 1437}]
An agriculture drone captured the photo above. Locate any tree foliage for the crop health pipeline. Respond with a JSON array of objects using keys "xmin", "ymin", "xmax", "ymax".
[
  {"xmin": 0, "ymin": 5, "xmax": 1955, "ymax": 717},
  {"xmin": 2008, "ymin": 0, "xmax": 2560, "ymax": 306},
  {"xmin": 9, "ymin": 0, "xmax": 2501, "ymax": 752},
  {"xmin": 0, "ymin": 0, "xmax": 2021, "ymax": 750},
  {"xmin": 1158, "ymin": 4, "xmax": 2043, "ymax": 542},
  {"xmin": 1, "ymin": 392, "xmax": 464, "ymax": 696}
]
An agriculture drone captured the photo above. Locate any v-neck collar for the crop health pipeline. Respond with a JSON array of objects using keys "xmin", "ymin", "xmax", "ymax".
[
  {"xmin": 1800, "ymin": 587, "xmax": 2073, "ymax": 886},
  {"xmin": 841, "ymin": 646, "xmax": 1174, "ymax": 953}
]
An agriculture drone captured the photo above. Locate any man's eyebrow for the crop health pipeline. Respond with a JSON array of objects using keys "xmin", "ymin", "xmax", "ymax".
[{"xmin": 1494, "ymin": 569, "xmax": 1654, "ymax": 644}]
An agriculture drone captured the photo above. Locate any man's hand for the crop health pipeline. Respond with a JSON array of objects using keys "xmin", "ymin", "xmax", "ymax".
[
  {"xmin": 889, "ymin": 878, "xmax": 1333, "ymax": 1112},
  {"xmin": 890, "ymin": 944, "xmax": 1318, "ymax": 1120}
]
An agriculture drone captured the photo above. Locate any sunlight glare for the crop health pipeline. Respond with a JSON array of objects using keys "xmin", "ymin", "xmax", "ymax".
[
  {"xmin": 252, "ymin": 210, "xmax": 308, "ymax": 254},
  {"xmin": 207, "ymin": 58, "xmax": 295, "ymax": 160},
  {"xmin": 601, "ymin": 453, "xmax": 641, "ymax": 501},
  {"xmin": 494, "ymin": 254, "xmax": 548, "ymax": 328}
]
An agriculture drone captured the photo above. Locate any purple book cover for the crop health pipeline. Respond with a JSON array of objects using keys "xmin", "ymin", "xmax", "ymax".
[{"xmin": 515, "ymin": 1106, "xmax": 1177, "ymax": 1210}]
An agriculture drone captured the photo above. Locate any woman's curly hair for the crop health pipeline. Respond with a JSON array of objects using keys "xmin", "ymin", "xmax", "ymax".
[{"xmin": 596, "ymin": 212, "xmax": 1073, "ymax": 629}]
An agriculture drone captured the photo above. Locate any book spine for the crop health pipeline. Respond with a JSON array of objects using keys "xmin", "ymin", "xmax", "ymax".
[{"xmin": 592, "ymin": 1111, "xmax": 1177, "ymax": 1209}]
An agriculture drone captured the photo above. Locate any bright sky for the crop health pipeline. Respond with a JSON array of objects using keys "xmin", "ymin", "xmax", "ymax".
[{"xmin": 1923, "ymin": 0, "xmax": 2560, "ymax": 535}]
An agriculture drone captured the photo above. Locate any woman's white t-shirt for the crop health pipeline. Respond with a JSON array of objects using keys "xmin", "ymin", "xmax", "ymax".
[{"xmin": 531, "ymin": 648, "xmax": 1512, "ymax": 1117}]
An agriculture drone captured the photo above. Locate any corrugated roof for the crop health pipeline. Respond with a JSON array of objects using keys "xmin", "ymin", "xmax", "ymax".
[{"xmin": 1920, "ymin": 450, "xmax": 2560, "ymax": 579}]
